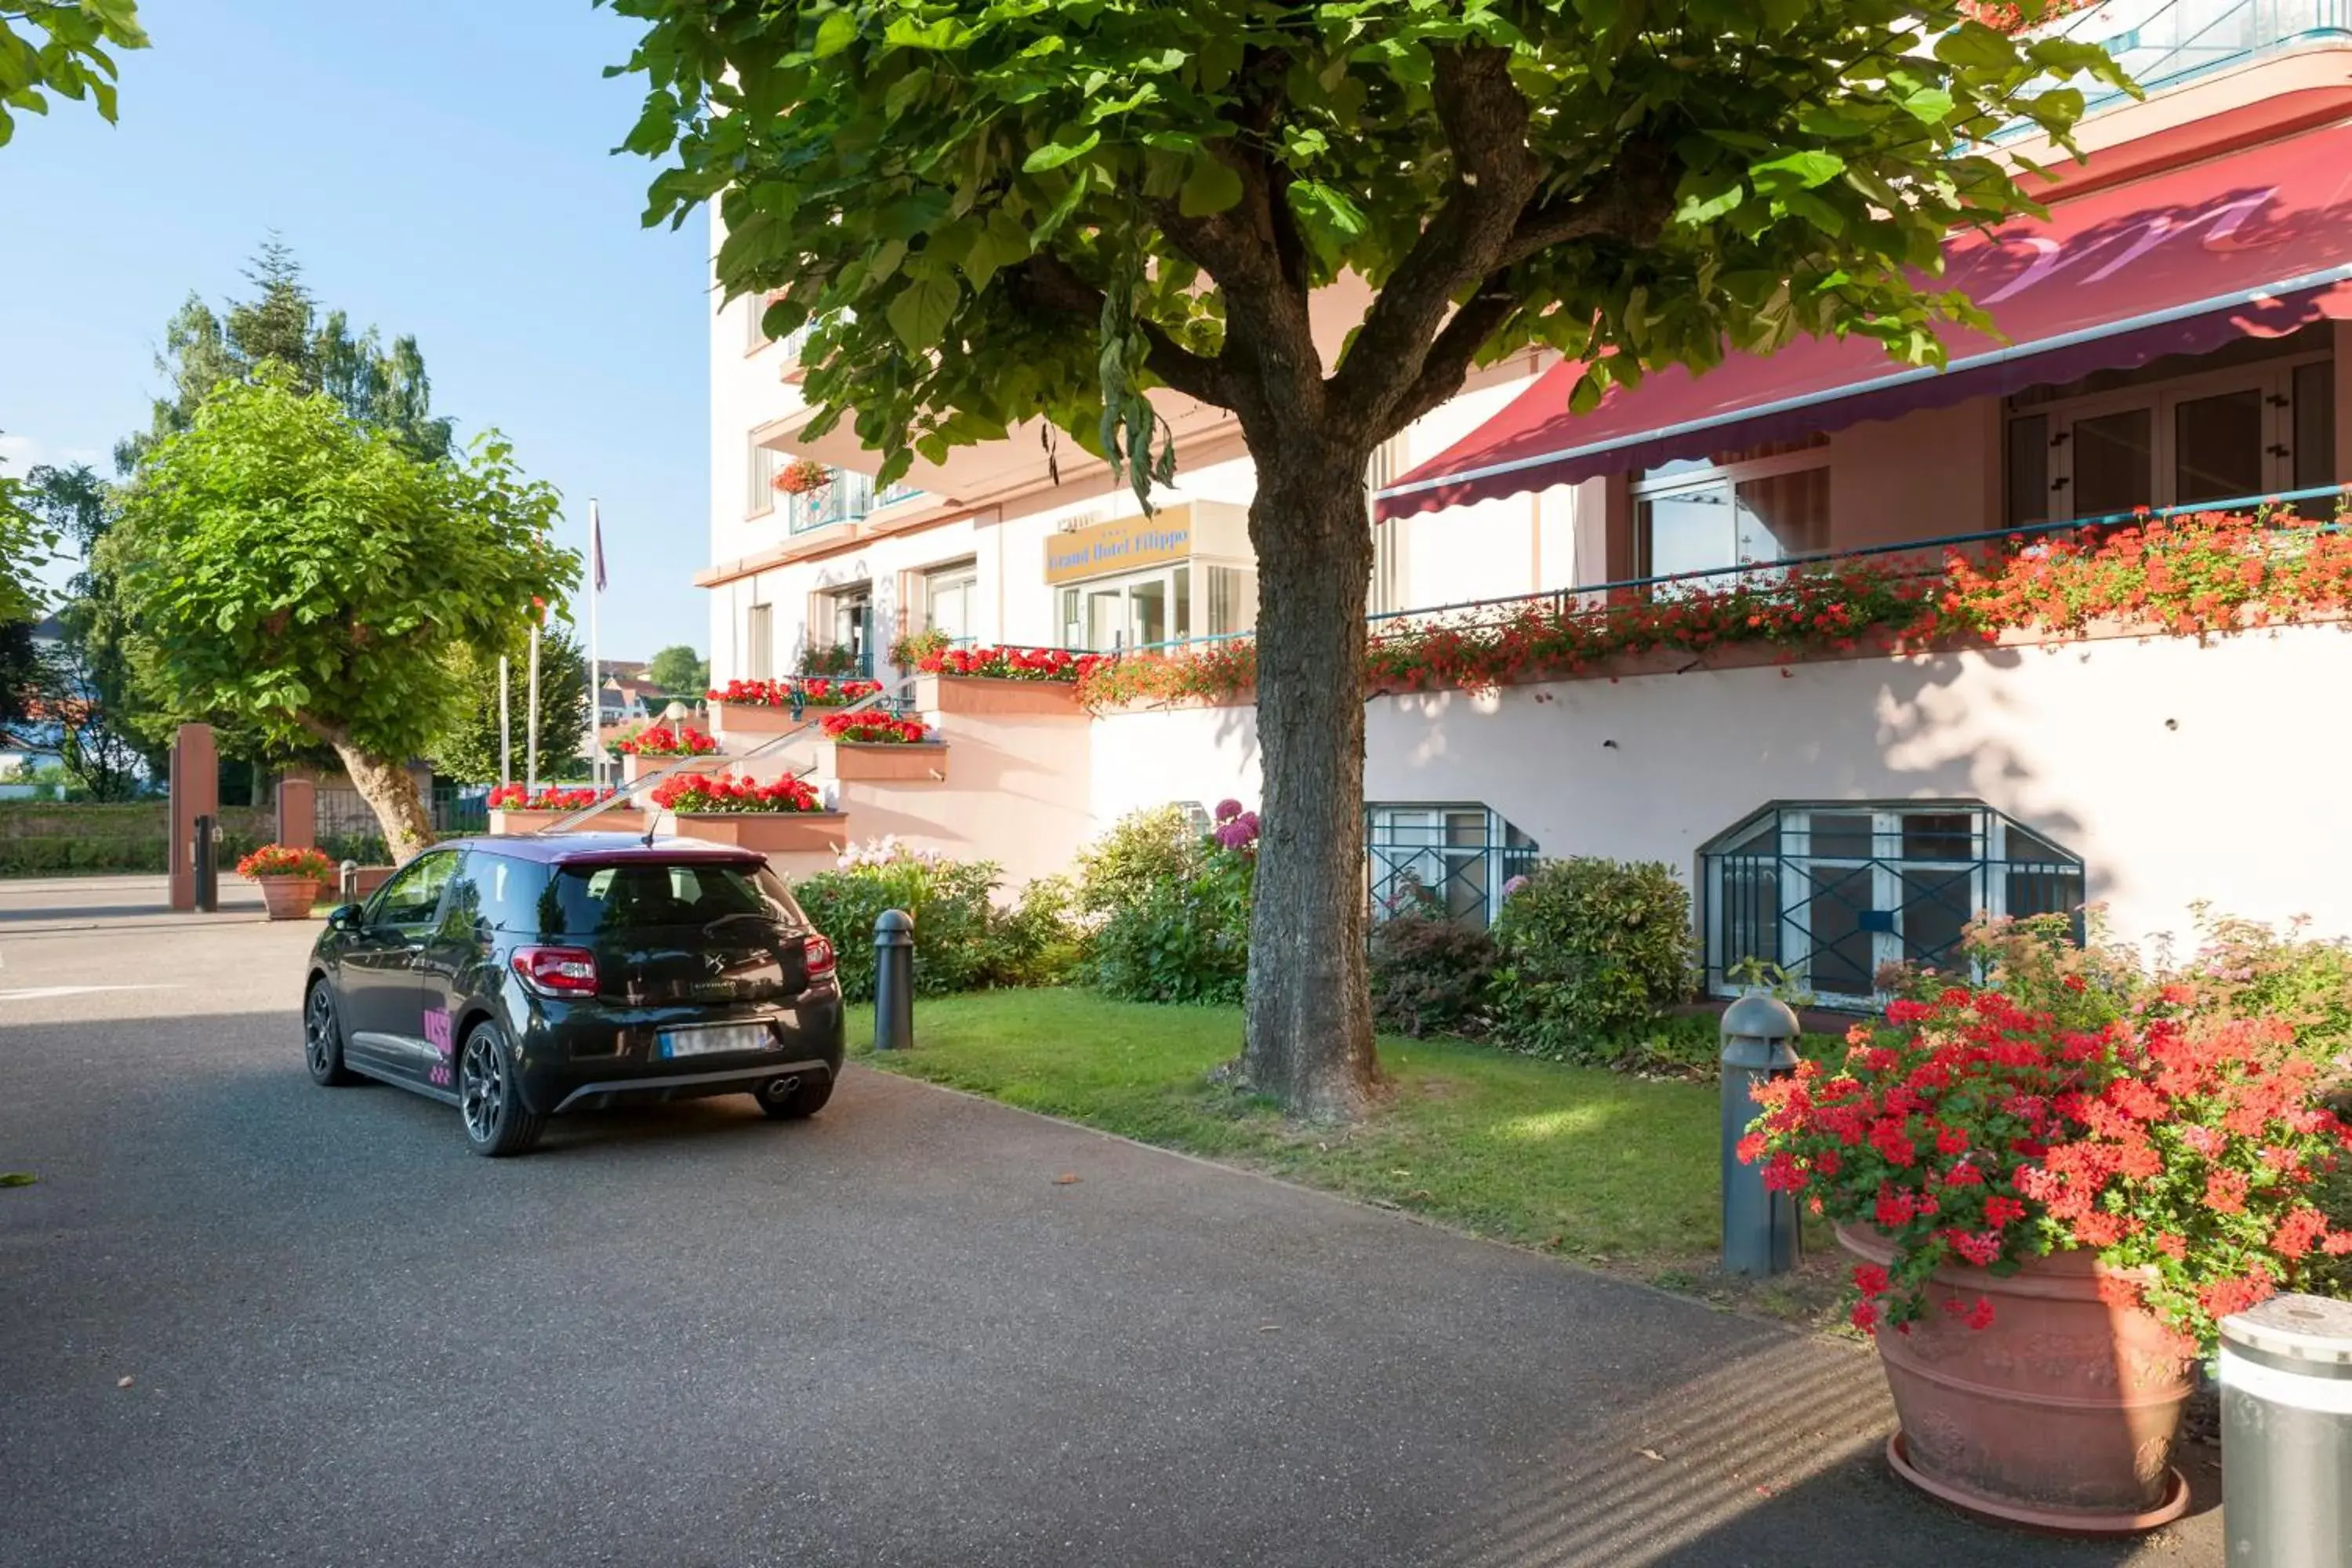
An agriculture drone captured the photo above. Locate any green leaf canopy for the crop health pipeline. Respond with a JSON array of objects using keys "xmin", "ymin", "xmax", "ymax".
[{"xmin": 104, "ymin": 376, "xmax": 579, "ymax": 768}]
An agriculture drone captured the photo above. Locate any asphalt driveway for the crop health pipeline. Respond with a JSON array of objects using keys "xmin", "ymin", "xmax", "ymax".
[{"xmin": 0, "ymin": 877, "xmax": 2223, "ymax": 1566}]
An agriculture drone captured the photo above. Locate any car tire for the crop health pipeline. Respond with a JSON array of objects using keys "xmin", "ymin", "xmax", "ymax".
[
  {"xmin": 457, "ymin": 1021, "xmax": 544, "ymax": 1157},
  {"xmin": 757, "ymin": 1072, "xmax": 835, "ymax": 1120},
  {"xmin": 303, "ymin": 978, "xmax": 358, "ymax": 1087}
]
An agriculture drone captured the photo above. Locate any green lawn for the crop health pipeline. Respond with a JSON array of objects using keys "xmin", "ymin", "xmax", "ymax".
[{"xmin": 847, "ymin": 988, "xmax": 1733, "ymax": 1265}]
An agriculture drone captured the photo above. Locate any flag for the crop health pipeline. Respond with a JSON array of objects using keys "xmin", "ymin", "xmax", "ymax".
[{"xmin": 591, "ymin": 510, "xmax": 608, "ymax": 593}]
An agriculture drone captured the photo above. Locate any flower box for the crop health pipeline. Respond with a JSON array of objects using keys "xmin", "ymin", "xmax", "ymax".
[
  {"xmin": 828, "ymin": 741, "xmax": 949, "ymax": 782},
  {"xmin": 490, "ymin": 807, "xmax": 647, "ymax": 836},
  {"xmin": 913, "ymin": 673, "xmax": 1083, "ymax": 717},
  {"xmin": 710, "ymin": 700, "xmax": 804, "ymax": 738},
  {"xmin": 622, "ymin": 752, "xmax": 713, "ymax": 786},
  {"xmin": 670, "ymin": 811, "xmax": 851, "ymax": 855}
]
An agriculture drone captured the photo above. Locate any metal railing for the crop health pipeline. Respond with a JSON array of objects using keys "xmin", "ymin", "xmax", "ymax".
[
  {"xmin": 1994, "ymin": 0, "xmax": 2352, "ymax": 135},
  {"xmin": 537, "ymin": 676, "xmax": 917, "ymax": 837},
  {"xmin": 1367, "ymin": 811, "xmax": 1541, "ymax": 928},
  {"xmin": 785, "ymin": 471, "xmax": 927, "ymax": 535},
  {"xmin": 1363, "ymin": 482, "xmax": 2346, "ymax": 635},
  {"xmin": 1697, "ymin": 804, "xmax": 2086, "ymax": 1004}
]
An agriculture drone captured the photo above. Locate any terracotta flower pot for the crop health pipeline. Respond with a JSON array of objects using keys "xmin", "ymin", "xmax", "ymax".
[
  {"xmin": 255, "ymin": 876, "xmax": 322, "ymax": 921},
  {"xmin": 826, "ymin": 741, "xmax": 949, "ymax": 782},
  {"xmin": 670, "ymin": 811, "xmax": 850, "ymax": 855},
  {"xmin": 1838, "ymin": 1225, "xmax": 2194, "ymax": 1532},
  {"xmin": 489, "ymin": 807, "xmax": 648, "ymax": 836},
  {"xmin": 912, "ymin": 673, "xmax": 1081, "ymax": 717}
]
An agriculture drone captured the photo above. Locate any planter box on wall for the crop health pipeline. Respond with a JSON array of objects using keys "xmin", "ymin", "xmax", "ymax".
[
  {"xmin": 913, "ymin": 673, "xmax": 1083, "ymax": 717},
  {"xmin": 710, "ymin": 702, "xmax": 803, "ymax": 738},
  {"xmin": 620, "ymin": 753, "xmax": 714, "ymax": 787},
  {"xmin": 489, "ymin": 807, "xmax": 648, "ymax": 836},
  {"xmin": 827, "ymin": 742, "xmax": 949, "ymax": 782},
  {"xmin": 670, "ymin": 811, "xmax": 850, "ymax": 855}
]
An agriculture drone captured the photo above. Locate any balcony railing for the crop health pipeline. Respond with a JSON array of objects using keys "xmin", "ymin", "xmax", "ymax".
[
  {"xmin": 1998, "ymin": 0, "xmax": 2352, "ymax": 132},
  {"xmin": 783, "ymin": 470, "xmax": 926, "ymax": 535}
]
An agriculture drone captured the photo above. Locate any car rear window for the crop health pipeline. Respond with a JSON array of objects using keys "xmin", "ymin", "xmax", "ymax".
[{"xmin": 544, "ymin": 860, "xmax": 807, "ymax": 935}]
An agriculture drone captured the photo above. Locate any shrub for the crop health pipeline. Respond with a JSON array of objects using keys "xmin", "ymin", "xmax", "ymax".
[
  {"xmin": 1073, "ymin": 805, "xmax": 1203, "ymax": 922},
  {"xmin": 1083, "ymin": 852, "xmax": 1254, "ymax": 1006},
  {"xmin": 1078, "ymin": 805, "xmax": 1256, "ymax": 1007},
  {"xmin": 789, "ymin": 840, "xmax": 1077, "ymax": 1001},
  {"xmin": 1367, "ymin": 913, "xmax": 1495, "ymax": 1038},
  {"xmin": 1487, "ymin": 858, "xmax": 1694, "ymax": 1061}
]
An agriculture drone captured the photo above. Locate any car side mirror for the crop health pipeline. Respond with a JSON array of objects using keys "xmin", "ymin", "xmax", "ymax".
[{"xmin": 326, "ymin": 903, "xmax": 363, "ymax": 931}]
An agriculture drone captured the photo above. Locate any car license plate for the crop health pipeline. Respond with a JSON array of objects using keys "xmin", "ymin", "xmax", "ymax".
[{"xmin": 659, "ymin": 1023, "xmax": 772, "ymax": 1058}]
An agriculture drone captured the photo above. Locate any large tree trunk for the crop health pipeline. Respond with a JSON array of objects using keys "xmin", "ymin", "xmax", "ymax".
[
  {"xmin": 1237, "ymin": 448, "xmax": 1380, "ymax": 1121},
  {"xmin": 327, "ymin": 737, "xmax": 434, "ymax": 865}
]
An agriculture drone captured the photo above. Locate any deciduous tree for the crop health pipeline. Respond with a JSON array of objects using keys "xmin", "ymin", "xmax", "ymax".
[
  {"xmin": 0, "ymin": 1, "xmax": 147, "ymax": 148},
  {"xmin": 608, "ymin": 0, "xmax": 2118, "ymax": 1116},
  {"xmin": 105, "ymin": 374, "xmax": 576, "ymax": 860},
  {"xmin": 431, "ymin": 625, "xmax": 594, "ymax": 786},
  {"xmin": 646, "ymin": 643, "xmax": 708, "ymax": 695}
]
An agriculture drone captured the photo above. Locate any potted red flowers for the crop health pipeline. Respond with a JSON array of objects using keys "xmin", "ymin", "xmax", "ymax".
[
  {"xmin": 771, "ymin": 458, "xmax": 831, "ymax": 496},
  {"xmin": 485, "ymin": 784, "xmax": 644, "ymax": 835},
  {"xmin": 820, "ymin": 710, "xmax": 944, "ymax": 782},
  {"xmin": 615, "ymin": 724, "xmax": 718, "ymax": 783},
  {"xmin": 912, "ymin": 644, "xmax": 1098, "ymax": 716},
  {"xmin": 649, "ymin": 770, "xmax": 844, "ymax": 854},
  {"xmin": 237, "ymin": 844, "xmax": 336, "ymax": 920},
  {"xmin": 704, "ymin": 677, "xmax": 884, "ymax": 736},
  {"xmin": 1748, "ymin": 985, "xmax": 2352, "ymax": 1531}
]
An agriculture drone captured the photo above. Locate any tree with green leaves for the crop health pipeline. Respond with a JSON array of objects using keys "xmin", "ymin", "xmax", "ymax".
[
  {"xmin": 116, "ymin": 239, "xmax": 455, "ymax": 473},
  {"xmin": 430, "ymin": 625, "xmax": 594, "ymax": 786},
  {"xmin": 104, "ymin": 373, "xmax": 577, "ymax": 861},
  {"xmin": 0, "ymin": 457, "xmax": 57, "ymax": 626},
  {"xmin": 646, "ymin": 643, "xmax": 709, "ymax": 695},
  {"xmin": 608, "ymin": 0, "xmax": 2120, "ymax": 1117},
  {"xmin": 0, "ymin": 1, "xmax": 147, "ymax": 149}
]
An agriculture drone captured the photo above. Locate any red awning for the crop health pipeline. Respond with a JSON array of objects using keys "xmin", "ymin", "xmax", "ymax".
[{"xmin": 1376, "ymin": 120, "xmax": 2352, "ymax": 521}]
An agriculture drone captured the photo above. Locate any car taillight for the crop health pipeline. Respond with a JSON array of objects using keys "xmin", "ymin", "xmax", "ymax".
[
  {"xmin": 804, "ymin": 934, "xmax": 836, "ymax": 980},
  {"xmin": 512, "ymin": 946, "xmax": 600, "ymax": 997}
]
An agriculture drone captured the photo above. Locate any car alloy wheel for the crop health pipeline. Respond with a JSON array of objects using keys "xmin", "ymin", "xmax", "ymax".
[
  {"xmin": 456, "ymin": 1022, "xmax": 544, "ymax": 1156},
  {"xmin": 304, "ymin": 982, "xmax": 354, "ymax": 1086},
  {"xmin": 459, "ymin": 1033, "xmax": 505, "ymax": 1142}
]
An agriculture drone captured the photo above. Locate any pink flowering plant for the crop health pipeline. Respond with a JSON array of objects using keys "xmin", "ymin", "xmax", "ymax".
[{"xmin": 1747, "ymin": 985, "xmax": 2352, "ymax": 1352}]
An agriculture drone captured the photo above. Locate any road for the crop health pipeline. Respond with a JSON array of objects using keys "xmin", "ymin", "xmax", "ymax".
[{"xmin": 0, "ymin": 876, "xmax": 2223, "ymax": 1566}]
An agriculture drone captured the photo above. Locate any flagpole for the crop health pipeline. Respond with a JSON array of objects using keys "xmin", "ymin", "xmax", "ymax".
[
  {"xmin": 587, "ymin": 499, "xmax": 604, "ymax": 791},
  {"xmin": 499, "ymin": 655, "xmax": 512, "ymax": 786},
  {"xmin": 526, "ymin": 615, "xmax": 542, "ymax": 796}
]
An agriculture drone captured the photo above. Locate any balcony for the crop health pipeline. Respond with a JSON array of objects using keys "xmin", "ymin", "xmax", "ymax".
[
  {"xmin": 2031, "ymin": 0, "xmax": 2352, "ymax": 118},
  {"xmin": 782, "ymin": 468, "xmax": 926, "ymax": 535}
]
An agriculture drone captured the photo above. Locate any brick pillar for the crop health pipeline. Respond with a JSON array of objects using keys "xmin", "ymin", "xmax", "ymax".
[
  {"xmin": 275, "ymin": 776, "xmax": 317, "ymax": 851},
  {"xmin": 167, "ymin": 724, "xmax": 219, "ymax": 913}
]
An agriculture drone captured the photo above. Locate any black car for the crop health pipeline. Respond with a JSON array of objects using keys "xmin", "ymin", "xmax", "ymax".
[{"xmin": 302, "ymin": 833, "xmax": 844, "ymax": 1156}]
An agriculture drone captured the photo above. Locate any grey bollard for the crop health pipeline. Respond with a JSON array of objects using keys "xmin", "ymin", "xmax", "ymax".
[
  {"xmin": 191, "ymin": 814, "xmax": 219, "ymax": 913},
  {"xmin": 872, "ymin": 909, "xmax": 914, "ymax": 1052},
  {"xmin": 340, "ymin": 859, "xmax": 359, "ymax": 902},
  {"xmin": 2220, "ymin": 1293, "xmax": 2352, "ymax": 1566},
  {"xmin": 1721, "ymin": 988, "xmax": 1802, "ymax": 1276}
]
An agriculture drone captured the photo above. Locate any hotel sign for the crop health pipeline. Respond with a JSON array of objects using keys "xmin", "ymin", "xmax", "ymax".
[{"xmin": 1044, "ymin": 509, "xmax": 1193, "ymax": 584}]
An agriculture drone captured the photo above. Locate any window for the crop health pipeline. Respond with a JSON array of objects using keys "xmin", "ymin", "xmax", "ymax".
[
  {"xmin": 745, "ymin": 604, "xmax": 774, "ymax": 682},
  {"xmin": 1207, "ymin": 565, "xmax": 1256, "ymax": 638},
  {"xmin": 747, "ymin": 438, "xmax": 780, "ymax": 516},
  {"xmin": 1634, "ymin": 438, "xmax": 1831, "ymax": 584},
  {"xmin": 548, "ymin": 860, "xmax": 806, "ymax": 935},
  {"xmin": 471, "ymin": 853, "xmax": 548, "ymax": 933},
  {"xmin": 1698, "ymin": 802, "xmax": 2085, "ymax": 1005},
  {"xmin": 1056, "ymin": 565, "xmax": 1194, "ymax": 651},
  {"xmin": 1367, "ymin": 437, "xmax": 1406, "ymax": 615},
  {"xmin": 368, "ymin": 849, "xmax": 459, "ymax": 930},
  {"xmin": 1367, "ymin": 804, "xmax": 1539, "ymax": 927},
  {"xmin": 924, "ymin": 559, "xmax": 978, "ymax": 644},
  {"xmin": 746, "ymin": 294, "xmax": 772, "ymax": 352},
  {"xmin": 2004, "ymin": 339, "xmax": 2333, "ymax": 523}
]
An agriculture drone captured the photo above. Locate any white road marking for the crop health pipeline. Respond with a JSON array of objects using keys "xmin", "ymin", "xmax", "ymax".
[{"xmin": 0, "ymin": 985, "xmax": 176, "ymax": 1002}]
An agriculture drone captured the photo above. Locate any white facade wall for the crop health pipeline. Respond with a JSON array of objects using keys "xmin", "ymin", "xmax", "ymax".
[{"xmin": 1087, "ymin": 626, "xmax": 2352, "ymax": 957}]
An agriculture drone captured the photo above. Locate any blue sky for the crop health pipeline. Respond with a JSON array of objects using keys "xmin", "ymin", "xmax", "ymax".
[{"xmin": 0, "ymin": 0, "xmax": 712, "ymax": 660}]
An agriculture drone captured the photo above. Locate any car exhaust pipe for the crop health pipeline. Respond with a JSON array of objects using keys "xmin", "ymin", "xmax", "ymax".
[{"xmin": 763, "ymin": 1076, "xmax": 801, "ymax": 1103}]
